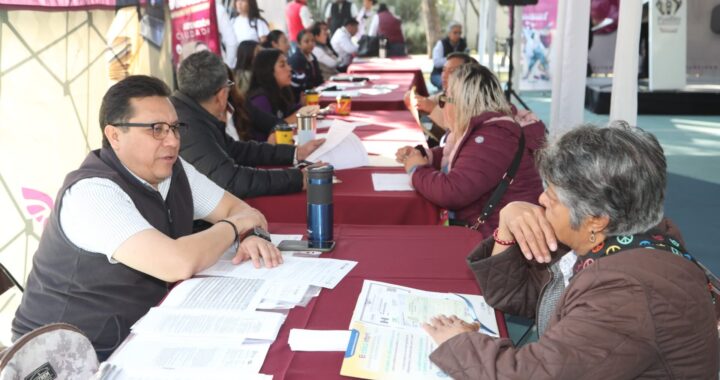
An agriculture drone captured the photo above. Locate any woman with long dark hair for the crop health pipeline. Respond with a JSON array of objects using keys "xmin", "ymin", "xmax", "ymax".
[
  {"xmin": 246, "ymin": 49, "xmax": 299, "ymax": 141},
  {"xmin": 233, "ymin": 40, "xmax": 260, "ymax": 95},
  {"xmin": 233, "ymin": 0, "xmax": 269, "ymax": 43}
]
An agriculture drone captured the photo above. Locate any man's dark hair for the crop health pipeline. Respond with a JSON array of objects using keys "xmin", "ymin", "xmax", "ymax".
[
  {"xmin": 377, "ymin": 3, "xmax": 388, "ymax": 13},
  {"xmin": 99, "ymin": 75, "xmax": 170, "ymax": 148},
  {"xmin": 177, "ymin": 50, "xmax": 228, "ymax": 103},
  {"xmin": 446, "ymin": 52, "xmax": 477, "ymax": 64},
  {"xmin": 344, "ymin": 18, "xmax": 359, "ymax": 27}
]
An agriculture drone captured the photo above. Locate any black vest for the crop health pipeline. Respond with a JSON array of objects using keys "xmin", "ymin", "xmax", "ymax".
[
  {"xmin": 12, "ymin": 148, "xmax": 193, "ymax": 355},
  {"xmin": 329, "ymin": 1, "xmax": 353, "ymax": 35},
  {"xmin": 431, "ymin": 37, "xmax": 468, "ymax": 76}
]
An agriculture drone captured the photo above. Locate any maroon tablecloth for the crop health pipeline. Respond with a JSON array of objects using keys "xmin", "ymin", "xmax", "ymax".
[
  {"xmin": 319, "ymin": 72, "xmax": 415, "ymax": 111},
  {"xmin": 260, "ymin": 223, "xmax": 507, "ymax": 379},
  {"xmin": 347, "ymin": 58, "xmax": 429, "ymax": 97},
  {"xmin": 245, "ymin": 166, "xmax": 438, "ymax": 225},
  {"xmin": 322, "ymin": 110, "xmax": 426, "ymax": 157}
]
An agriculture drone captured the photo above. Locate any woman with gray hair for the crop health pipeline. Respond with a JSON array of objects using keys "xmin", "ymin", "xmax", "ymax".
[
  {"xmin": 396, "ymin": 63, "xmax": 545, "ymax": 237},
  {"xmin": 422, "ymin": 122, "xmax": 718, "ymax": 379}
]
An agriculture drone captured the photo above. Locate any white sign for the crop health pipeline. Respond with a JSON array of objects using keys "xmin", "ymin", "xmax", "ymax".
[{"xmin": 649, "ymin": 0, "xmax": 687, "ymax": 90}]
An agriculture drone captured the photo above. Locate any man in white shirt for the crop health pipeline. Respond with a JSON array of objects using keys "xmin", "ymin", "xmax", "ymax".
[
  {"xmin": 12, "ymin": 75, "xmax": 281, "ymax": 361},
  {"xmin": 330, "ymin": 18, "xmax": 359, "ymax": 69}
]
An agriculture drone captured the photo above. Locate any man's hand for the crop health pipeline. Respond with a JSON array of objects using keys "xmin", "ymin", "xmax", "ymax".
[
  {"xmin": 229, "ymin": 208, "xmax": 268, "ymax": 233},
  {"xmin": 233, "ymin": 236, "xmax": 283, "ymax": 268},
  {"xmin": 297, "ymin": 139, "xmax": 326, "ymax": 161},
  {"xmin": 422, "ymin": 315, "xmax": 480, "ymax": 346},
  {"xmin": 496, "ymin": 201, "xmax": 558, "ymax": 263},
  {"xmin": 403, "ymin": 148, "xmax": 428, "ymax": 172}
]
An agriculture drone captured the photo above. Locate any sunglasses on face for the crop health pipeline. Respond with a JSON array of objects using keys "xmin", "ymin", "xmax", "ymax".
[
  {"xmin": 438, "ymin": 92, "xmax": 454, "ymax": 109},
  {"xmin": 110, "ymin": 122, "xmax": 187, "ymax": 140}
]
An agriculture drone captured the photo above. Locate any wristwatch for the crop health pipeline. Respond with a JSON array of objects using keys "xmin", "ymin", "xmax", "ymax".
[{"xmin": 243, "ymin": 226, "xmax": 272, "ymax": 242}]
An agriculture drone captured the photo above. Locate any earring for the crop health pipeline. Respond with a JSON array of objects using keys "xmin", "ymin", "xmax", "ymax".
[{"xmin": 589, "ymin": 230, "xmax": 596, "ymax": 243}]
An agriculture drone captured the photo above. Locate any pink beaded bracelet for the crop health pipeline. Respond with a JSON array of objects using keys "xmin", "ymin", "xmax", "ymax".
[{"xmin": 493, "ymin": 228, "xmax": 516, "ymax": 246}]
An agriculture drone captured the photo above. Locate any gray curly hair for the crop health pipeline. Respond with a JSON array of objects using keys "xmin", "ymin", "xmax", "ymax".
[{"xmin": 537, "ymin": 121, "xmax": 666, "ymax": 235}]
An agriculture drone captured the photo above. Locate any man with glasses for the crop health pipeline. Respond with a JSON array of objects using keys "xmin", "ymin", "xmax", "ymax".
[
  {"xmin": 173, "ymin": 51, "xmax": 324, "ymax": 201},
  {"xmin": 12, "ymin": 75, "xmax": 281, "ymax": 361},
  {"xmin": 403, "ymin": 53, "xmax": 476, "ymax": 147}
]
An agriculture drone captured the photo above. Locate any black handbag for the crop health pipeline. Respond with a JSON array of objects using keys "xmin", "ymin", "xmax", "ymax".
[{"xmin": 357, "ymin": 35, "xmax": 380, "ymax": 57}]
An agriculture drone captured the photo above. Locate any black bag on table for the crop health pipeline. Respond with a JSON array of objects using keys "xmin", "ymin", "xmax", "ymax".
[{"xmin": 357, "ymin": 35, "xmax": 379, "ymax": 57}]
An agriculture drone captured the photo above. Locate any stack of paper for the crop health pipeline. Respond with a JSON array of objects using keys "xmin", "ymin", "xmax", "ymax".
[
  {"xmin": 198, "ymin": 256, "xmax": 357, "ymax": 290},
  {"xmin": 371, "ymin": 173, "xmax": 413, "ymax": 191},
  {"xmin": 108, "ymin": 233, "xmax": 358, "ymax": 377},
  {"xmin": 306, "ymin": 123, "xmax": 369, "ymax": 170},
  {"xmin": 340, "ymin": 280, "xmax": 499, "ymax": 380}
]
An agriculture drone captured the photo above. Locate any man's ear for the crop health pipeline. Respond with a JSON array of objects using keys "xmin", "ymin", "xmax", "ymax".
[{"xmin": 104, "ymin": 124, "xmax": 121, "ymax": 149}]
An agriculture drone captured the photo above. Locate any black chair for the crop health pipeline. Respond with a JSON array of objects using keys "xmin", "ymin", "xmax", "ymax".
[{"xmin": 0, "ymin": 263, "xmax": 23, "ymax": 294}]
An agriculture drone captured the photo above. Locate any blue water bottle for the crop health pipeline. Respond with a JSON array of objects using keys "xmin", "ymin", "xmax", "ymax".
[{"xmin": 307, "ymin": 165, "xmax": 334, "ymax": 249}]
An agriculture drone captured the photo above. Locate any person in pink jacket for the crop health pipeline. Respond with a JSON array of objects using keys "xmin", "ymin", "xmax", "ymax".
[{"xmin": 396, "ymin": 63, "xmax": 544, "ymax": 236}]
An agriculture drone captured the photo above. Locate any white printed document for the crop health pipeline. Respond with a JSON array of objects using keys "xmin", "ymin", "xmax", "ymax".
[
  {"xmin": 131, "ymin": 308, "xmax": 285, "ymax": 341},
  {"xmin": 109, "ymin": 335, "xmax": 270, "ymax": 373},
  {"xmin": 371, "ymin": 173, "xmax": 413, "ymax": 191},
  {"xmin": 159, "ymin": 277, "xmax": 265, "ymax": 311},
  {"xmin": 198, "ymin": 256, "xmax": 357, "ymax": 289},
  {"xmin": 307, "ymin": 124, "xmax": 369, "ymax": 170},
  {"xmin": 341, "ymin": 280, "xmax": 499, "ymax": 380},
  {"xmin": 95, "ymin": 364, "xmax": 273, "ymax": 380}
]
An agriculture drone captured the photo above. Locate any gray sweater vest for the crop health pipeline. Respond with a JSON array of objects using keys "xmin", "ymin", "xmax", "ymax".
[{"xmin": 12, "ymin": 148, "xmax": 193, "ymax": 356}]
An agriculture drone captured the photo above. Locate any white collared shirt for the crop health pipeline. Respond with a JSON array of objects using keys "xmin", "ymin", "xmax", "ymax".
[
  {"xmin": 60, "ymin": 158, "xmax": 224, "ymax": 263},
  {"xmin": 330, "ymin": 26, "xmax": 358, "ymax": 67}
]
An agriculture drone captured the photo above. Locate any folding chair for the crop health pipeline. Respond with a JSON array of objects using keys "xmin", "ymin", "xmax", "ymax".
[{"xmin": 0, "ymin": 323, "xmax": 99, "ymax": 379}]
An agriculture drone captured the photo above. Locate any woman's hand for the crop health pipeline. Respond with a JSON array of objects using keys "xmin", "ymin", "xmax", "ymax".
[
  {"xmin": 496, "ymin": 201, "xmax": 558, "ymax": 263},
  {"xmin": 403, "ymin": 149, "xmax": 428, "ymax": 172},
  {"xmin": 395, "ymin": 145, "xmax": 414, "ymax": 163},
  {"xmin": 414, "ymin": 94, "xmax": 436, "ymax": 114},
  {"xmin": 422, "ymin": 315, "xmax": 480, "ymax": 346}
]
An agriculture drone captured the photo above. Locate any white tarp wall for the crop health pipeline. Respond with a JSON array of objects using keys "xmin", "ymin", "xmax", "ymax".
[
  {"xmin": 549, "ymin": 0, "xmax": 590, "ymax": 135},
  {"xmin": 259, "ymin": 0, "xmax": 288, "ymax": 32},
  {"xmin": 0, "ymin": 6, "xmax": 173, "ymax": 346},
  {"xmin": 477, "ymin": 0, "xmax": 497, "ymax": 70}
]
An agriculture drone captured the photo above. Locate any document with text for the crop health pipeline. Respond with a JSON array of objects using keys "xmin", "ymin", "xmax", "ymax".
[
  {"xmin": 131, "ymin": 308, "xmax": 285, "ymax": 341},
  {"xmin": 160, "ymin": 277, "xmax": 266, "ymax": 311},
  {"xmin": 341, "ymin": 280, "xmax": 499, "ymax": 379},
  {"xmin": 197, "ymin": 256, "xmax": 357, "ymax": 289},
  {"xmin": 109, "ymin": 335, "xmax": 270, "ymax": 373}
]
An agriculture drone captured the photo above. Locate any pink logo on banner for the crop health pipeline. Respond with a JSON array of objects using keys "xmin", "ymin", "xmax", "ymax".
[{"xmin": 21, "ymin": 187, "xmax": 55, "ymax": 227}]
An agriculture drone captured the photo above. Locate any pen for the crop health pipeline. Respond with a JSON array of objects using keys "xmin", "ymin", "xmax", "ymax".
[{"xmin": 453, "ymin": 293, "xmax": 497, "ymax": 336}]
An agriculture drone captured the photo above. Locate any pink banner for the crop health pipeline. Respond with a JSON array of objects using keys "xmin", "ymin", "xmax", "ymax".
[
  {"xmin": 520, "ymin": 0, "xmax": 558, "ymax": 90},
  {"xmin": 170, "ymin": 0, "xmax": 220, "ymax": 67}
]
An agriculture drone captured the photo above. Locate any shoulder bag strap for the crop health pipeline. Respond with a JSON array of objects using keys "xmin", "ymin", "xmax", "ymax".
[{"xmin": 471, "ymin": 129, "xmax": 525, "ymax": 230}]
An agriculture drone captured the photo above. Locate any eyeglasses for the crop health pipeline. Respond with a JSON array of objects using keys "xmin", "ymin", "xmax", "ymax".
[
  {"xmin": 217, "ymin": 79, "xmax": 235, "ymax": 93},
  {"xmin": 110, "ymin": 122, "xmax": 187, "ymax": 140},
  {"xmin": 438, "ymin": 92, "xmax": 454, "ymax": 109}
]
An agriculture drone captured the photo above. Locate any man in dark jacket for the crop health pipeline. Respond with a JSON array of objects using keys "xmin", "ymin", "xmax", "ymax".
[{"xmin": 174, "ymin": 51, "xmax": 324, "ymax": 199}]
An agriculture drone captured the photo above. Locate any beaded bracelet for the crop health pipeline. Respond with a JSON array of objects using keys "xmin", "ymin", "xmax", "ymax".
[{"xmin": 493, "ymin": 228, "xmax": 516, "ymax": 246}]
